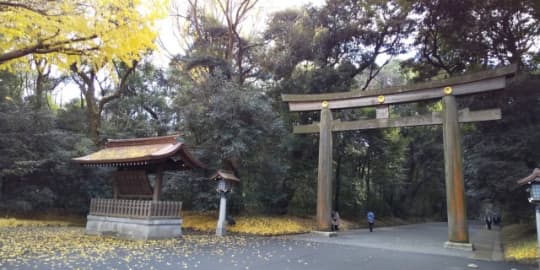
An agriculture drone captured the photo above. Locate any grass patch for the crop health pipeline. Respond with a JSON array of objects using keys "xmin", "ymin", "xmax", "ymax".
[{"xmin": 502, "ymin": 223, "xmax": 538, "ymax": 263}]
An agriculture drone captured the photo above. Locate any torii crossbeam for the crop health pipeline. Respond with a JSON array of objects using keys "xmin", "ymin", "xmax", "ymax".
[{"xmin": 282, "ymin": 65, "xmax": 517, "ymax": 248}]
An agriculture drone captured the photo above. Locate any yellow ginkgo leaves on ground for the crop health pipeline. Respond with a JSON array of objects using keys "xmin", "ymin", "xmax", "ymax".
[
  {"xmin": 501, "ymin": 223, "xmax": 538, "ymax": 263},
  {"xmin": 182, "ymin": 211, "xmax": 315, "ymax": 235},
  {"xmin": 0, "ymin": 226, "xmax": 250, "ymax": 268},
  {"xmin": 0, "ymin": 216, "xmax": 84, "ymax": 228},
  {"xmin": 182, "ymin": 211, "xmax": 388, "ymax": 235}
]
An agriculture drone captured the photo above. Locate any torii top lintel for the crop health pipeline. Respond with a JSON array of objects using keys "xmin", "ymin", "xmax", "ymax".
[{"xmin": 281, "ymin": 65, "xmax": 517, "ymax": 112}]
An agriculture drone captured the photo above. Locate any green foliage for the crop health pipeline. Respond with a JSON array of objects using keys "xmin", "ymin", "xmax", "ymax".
[
  {"xmin": 172, "ymin": 71, "xmax": 288, "ymax": 213},
  {"xmin": 0, "ymin": 71, "xmax": 109, "ymax": 214},
  {"xmin": 402, "ymin": 0, "xmax": 540, "ymax": 77},
  {"xmin": 100, "ymin": 62, "xmax": 174, "ymax": 138},
  {"xmin": 463, "ymin": 76, "xmax": 540, "ymax": 221}
]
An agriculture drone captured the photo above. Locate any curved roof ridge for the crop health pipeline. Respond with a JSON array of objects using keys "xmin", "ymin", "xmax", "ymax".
[
  {"xmin": 73, "ymin": 134, "xmax": 205, "ymax": 169},
  {"xmin": 106, "ymin": 134, "xmax": 181, "ymax": 148}
]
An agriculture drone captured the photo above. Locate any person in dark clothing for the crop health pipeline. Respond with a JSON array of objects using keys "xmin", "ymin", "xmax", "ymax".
[
  {"xmin": 493, "ymin": 215, "xmax": 501, "ymax": 226},
  {"xmin": 331, "ymin": 211, "xmax": 340, "ymax": 231},
  {"xmin": 485, "ymin": 215, "xmax": 492, "ymax": 230}
]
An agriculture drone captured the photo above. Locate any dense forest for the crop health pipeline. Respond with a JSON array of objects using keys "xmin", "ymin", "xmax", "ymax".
[{"xmin": 1, "ymin": 0, "xmax": 539, "ymax": 223}]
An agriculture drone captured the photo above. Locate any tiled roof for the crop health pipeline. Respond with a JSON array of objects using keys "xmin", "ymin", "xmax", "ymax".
[{"xmin": 72, "ymin": 134, "xmax": 205, "ymax": 168}]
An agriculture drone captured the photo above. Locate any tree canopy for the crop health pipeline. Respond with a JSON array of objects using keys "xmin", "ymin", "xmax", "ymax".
[{"xmin": 0, "ymin": 0, "xmax": 166, "ymax": 70}]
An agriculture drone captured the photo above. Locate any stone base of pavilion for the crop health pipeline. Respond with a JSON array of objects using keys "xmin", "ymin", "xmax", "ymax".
[{"xmin": 85, "ymin": 198, "xmax": 183, "ymax": 240}]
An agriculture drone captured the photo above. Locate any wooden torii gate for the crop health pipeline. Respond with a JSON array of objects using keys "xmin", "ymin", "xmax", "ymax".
[{"xmin": 282, "ymin": 65, "xmax": 516, "ymax": 247}]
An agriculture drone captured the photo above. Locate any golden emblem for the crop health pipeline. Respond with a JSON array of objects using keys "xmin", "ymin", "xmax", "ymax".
[
  {"xmin": 321, "ymin": 101, "xmax": 329, "ymax": 108},
  {"xmin": 444, "ymin": 86, "xmax": 453, "ymax": 95}
]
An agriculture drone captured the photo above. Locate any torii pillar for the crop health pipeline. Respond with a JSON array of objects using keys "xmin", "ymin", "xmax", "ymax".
[
  {"xmin": 442, "ymin": 94, "xmax": 469, "ymax": 246},
  {"xmin": 317, "ymin": 102, "xmax": 333, "ymax": 231}
]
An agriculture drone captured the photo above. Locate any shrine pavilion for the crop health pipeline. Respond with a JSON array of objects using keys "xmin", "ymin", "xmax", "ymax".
[{"xmin": 73, "ymin": 134, "xmax": 205, "ymax": 240}]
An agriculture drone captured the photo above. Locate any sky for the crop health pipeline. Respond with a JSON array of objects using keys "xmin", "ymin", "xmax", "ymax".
[{"xmin": 55, "ymin": 0, "xmax": 325, "ymax": 104}]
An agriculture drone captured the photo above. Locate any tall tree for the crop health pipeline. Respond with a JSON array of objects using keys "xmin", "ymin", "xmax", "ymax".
[
  {"xmin": 0, "ymin": 0, "xmax": 166, "ymax": 70},
  {"xmin": 172, "ymin": 0, "xmax": 260, "ymax": 84},
  {"xmin": 402, "ymin": 0, "xmax": 540, "ymax": 77},
  {"xmin": 263, "ymin": 0, "xmax": 413, "ymax": 89},
  {"xmin": 262, "ymin": 1, "xmax": 414, "ymax": 215},
  {"xmin": 70, "ymin": 61, "xmax": 138, "ymax": 144},
  {"xmin": 171, "ymin": 70, "xmax": 287, "ymax": 212},
  {"xmin": 100, "ymin": 62, "xmax": 174, "ymax": 138}
]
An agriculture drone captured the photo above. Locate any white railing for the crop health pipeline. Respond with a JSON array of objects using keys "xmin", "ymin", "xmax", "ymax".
[{"xmin": 89, "ymin": 198, "xmax": 182, "ymax": 218}]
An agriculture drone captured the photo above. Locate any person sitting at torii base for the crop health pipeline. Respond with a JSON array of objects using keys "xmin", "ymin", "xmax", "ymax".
[{"xmin": 331, "ymin": 211, "xmax": 340, "ymax": 231}]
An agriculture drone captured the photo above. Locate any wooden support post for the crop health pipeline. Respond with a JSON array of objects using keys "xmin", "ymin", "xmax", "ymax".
[
  {"xmin": 442, "ymin": 95, "xmax": 470, "ymax": 244},
  {"xmin": 112, "ymin": 176, "xmax": 118, "ymax": 199},
  {"xmin": 317, "ymin": 105, "xmax": 333, "ymax": 231},
  {"xmin": 376, "ymin": 105, "xmax": 389, "ymax": 119},
  {"xmin": 153, "ymin": 167, "xmax": 163, "ymax": 202}
]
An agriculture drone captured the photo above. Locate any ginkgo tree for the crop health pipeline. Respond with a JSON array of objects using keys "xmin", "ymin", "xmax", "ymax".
[
  {"xmin": 1, "ymin": 0, "xmax": 168, "ymax": 143},
  {"xmin": 0, "ymin": 0, "xmax": 167, "ymax": 71}
]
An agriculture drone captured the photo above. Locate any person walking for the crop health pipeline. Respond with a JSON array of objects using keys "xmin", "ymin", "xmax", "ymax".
[
  {"xmin": 485, "ymin": 215, "xmax": 492, "ymax": 230},
  {"xmin": 367, "ymin": 211, "xmax": 375, "ymax": 232}
]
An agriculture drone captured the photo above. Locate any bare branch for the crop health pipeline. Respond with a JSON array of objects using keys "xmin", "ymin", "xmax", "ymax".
[{"xmin": 98, "ymin": 60, "xmax": 139, "ymax": 113}]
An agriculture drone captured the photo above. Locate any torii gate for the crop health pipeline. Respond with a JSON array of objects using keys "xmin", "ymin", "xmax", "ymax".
[{"xmin": 282, "ymin": 65, "xmax": 516, "ymax": 248}]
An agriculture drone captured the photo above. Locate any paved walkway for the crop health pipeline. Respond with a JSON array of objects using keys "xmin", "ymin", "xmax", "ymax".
[
  {"xmin": 1, "ymin": 224, "xmax": 533, "ymax": 270},
  {"xmin": 291, "ymin": 221, "xmax": 504, "ymax": 261}
]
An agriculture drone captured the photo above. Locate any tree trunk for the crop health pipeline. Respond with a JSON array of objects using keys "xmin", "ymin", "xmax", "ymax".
[
  {"xmin": 88, "ymin": 110, "xmax": 100, "ymax": 144},
  {"xmin": 83, "ymin": 82, "xmax": 100, "ymax": 144},
  {"xmin": 35, "ymin": 70, "xmax": 45, "ymax": 110}
]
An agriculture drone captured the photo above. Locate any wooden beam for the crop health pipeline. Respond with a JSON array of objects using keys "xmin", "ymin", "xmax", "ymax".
[
  {"xmin": 293, "ymin": 108, "xmax": 501, "ymax": 134},
  {"xmin": 282, "ymin": 65, "xmax": 516, "ymax": 103},
  {"xmin": 287, "ymin": 77, "xmax": 507, "ymax": 111}
]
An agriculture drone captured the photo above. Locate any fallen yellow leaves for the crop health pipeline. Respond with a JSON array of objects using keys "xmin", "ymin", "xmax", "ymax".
[
  {"xmin": 229, "ymin": 216, "xmax": 314, "ymax": 235},
  {"xmin": 182, "ymin": 211, "xmax": 316, "ymax": 235},
  {"xmin": 0, "ymin": 216, "xmax": 84, "ymax": 227},
  {"xmin": 504, "ymin": 239, "xmax": 538, "ymax": 262},
  {"xmin": 501, "ymin": 223, "xmax": 539, "ymax": 263},
  {"xmin": 0, "ymin": 226, "xmax": 250, "ymax": 268}
]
